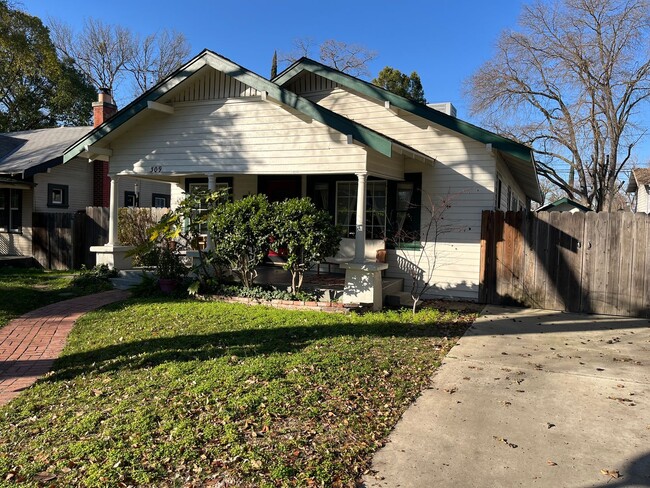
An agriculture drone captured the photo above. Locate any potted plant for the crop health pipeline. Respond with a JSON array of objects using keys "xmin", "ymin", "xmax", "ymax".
[{"xmin": 156, "ymin": 245, "xmax": 187, "ymax": 293}]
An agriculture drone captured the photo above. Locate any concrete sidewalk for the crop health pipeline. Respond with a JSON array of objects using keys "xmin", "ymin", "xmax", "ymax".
[{"xmin": 365, "ymin": 307, "xmax": 650, "ymax": 488}]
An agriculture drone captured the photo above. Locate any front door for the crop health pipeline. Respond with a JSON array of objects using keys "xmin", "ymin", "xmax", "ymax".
[{"xmin": 258, "ymin": 176, "xmax": 302, "ymax": 202}]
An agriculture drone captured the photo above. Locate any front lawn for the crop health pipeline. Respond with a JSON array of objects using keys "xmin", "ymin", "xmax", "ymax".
[
  {"xmin": 0, "ymin": 298, "xmax": 475, "ymax": 487},
  {"xmin": 0, "ymin": 268, "xmax": 108, "ymax": 329}
]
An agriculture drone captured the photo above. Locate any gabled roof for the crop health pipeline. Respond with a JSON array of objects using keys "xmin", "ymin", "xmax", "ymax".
[
  {"xmin": 626, "ymin": 168, "xmax": 650, "ymax": 193},
  {"xmin": 0, "ymin": 134, "xmax": 25, "ymax": 161},
  {"xmin": 274, "ymin": 58, "xmax": 543, "ymax": 203},
  {"xmin": 63, "ymin": 50, "xmax": 434, "ymax": 165},
  {"xmin": 536, "ymin": 197, "xmax": 591, "ymax": 213},
  {"xmin": 0, "ymin": 127, "xmax": 91, "ymax": 177}
]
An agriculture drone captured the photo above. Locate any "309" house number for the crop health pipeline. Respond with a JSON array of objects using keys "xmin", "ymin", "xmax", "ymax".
[{"xmin": 150, "ymin": 165, "xmax": 163, "ymax": 173}]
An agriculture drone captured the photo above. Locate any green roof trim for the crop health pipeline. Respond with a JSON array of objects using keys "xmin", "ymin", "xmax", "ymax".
[
  {"xmin": 536, "ymin": 197, "xmax": 592, "ymax": 212},
  {"xmin": 274, "ymin": 58, "xmax": 543, "ymax": 202},
  {"xmin": 64, "ymin": 50, "xmax": 395, "ymax": 163},
  {"xmin": 275, "ymin": 58, "xmax": 533, "ymax": 161}
]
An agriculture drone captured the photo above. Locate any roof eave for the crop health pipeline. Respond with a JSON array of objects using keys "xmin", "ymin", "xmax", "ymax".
[
  {"xmin": 276, "ymin": 58, "xmax": 543, "ymax": 202},
  {"xmin": 64, "ymin": 51, "xmax": 396, "ymax": 163}
]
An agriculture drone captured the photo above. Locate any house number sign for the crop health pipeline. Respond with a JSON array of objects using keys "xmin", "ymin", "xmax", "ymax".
[{"xmin": 150, "ymin": 165, "xmax": 163, "ymax": 173}]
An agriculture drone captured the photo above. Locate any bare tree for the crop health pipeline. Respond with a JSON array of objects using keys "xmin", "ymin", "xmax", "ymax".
[
  {"xmin": 49, "ymin": 18, "xmax": 190, "ymax": 105},
  {"xmin": 125, "ymin": 29, "xmax": 190, "ymax": 96},
  {"xmin": 280, "ymin": 37, "xmax": 377, "ymax": 78},
  {"xmin": 467, "ymin": 0, "xmax": 650, "ymax": 211},
  {"xmin": 49, "ymin": 18, "xmax": 133, "ymax": 97},
  {"xmin": 392, "ymin": 191, "xmax": 465, "ymax": 314}
]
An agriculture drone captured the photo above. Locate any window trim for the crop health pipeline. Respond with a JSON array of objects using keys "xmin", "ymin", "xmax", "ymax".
[
  {"xmin": 335, "ymin": 180, "xmax": 387, "ymax": 239},
  {"xmin": 47, "ymin": 184, "xmax": 69, "ymax": 209},
  {"xmin": 152, "ymin": 193, "xmax": 170, "ymax": 208},
  {"xmin": 0, "ymin": 188, "xmax": 22, "ymax": 233}
]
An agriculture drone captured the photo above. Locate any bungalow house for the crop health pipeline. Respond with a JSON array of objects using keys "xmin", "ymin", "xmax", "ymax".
[
  {"xmin": 62, "ymin": 49, "xmax": 542, "ymax": 308},
  {"xmin": 0, "ymin": 90, "xmax": 171, "ymax": 266},
  {"xmin": 626, "ymin": 168, "xmax": 650, "ymax": 213}
]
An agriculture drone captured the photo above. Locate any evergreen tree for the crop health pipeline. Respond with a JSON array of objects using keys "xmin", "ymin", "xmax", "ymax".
[
  {"xmin": 270, "ymin": 50, "xmax": 278, "ymax": 79},
  {"xmin": 372, "ymin": 67, "xmax": 426, "ymax": 103}
]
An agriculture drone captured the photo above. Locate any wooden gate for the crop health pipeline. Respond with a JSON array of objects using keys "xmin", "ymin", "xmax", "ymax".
[
  {"xmin": 32, "ymin": 212, "xmax": 76, "ymax": 270},
  {"xmin": 479, "ymin": 211, "xmax": 650, "ymax": 318}
]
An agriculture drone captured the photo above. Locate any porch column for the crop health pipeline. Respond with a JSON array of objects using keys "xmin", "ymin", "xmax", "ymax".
[
  {"xmin": 354, "ymin": 172, "xmax": 367, "ymax": 262},
  {"xmin": 108, "ymin": 175, "xmax": 120, "ymax": 245},
  {"xmin": 206, "ymin": 173, "xmax": 217, "ymax": 251}
]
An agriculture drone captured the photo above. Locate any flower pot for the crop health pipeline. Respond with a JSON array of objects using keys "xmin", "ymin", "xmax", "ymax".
[{"xmin": 158, "ymin": 278, "xmax": 178, "ymax": 294}]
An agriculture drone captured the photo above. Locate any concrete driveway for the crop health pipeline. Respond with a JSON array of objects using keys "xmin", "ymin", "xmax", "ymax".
[{"xmin": 365, "ymin": 306, "xmax": 650, "ymax": 488}]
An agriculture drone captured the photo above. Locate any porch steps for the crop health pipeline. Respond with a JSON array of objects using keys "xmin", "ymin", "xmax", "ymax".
[
  {"xmin": 382, "ymin": 277, "xmax": 403, "ymax": 297},
  {"xmin": 110, "ymin": 269, "xmax": 154, "ymax": 290}
]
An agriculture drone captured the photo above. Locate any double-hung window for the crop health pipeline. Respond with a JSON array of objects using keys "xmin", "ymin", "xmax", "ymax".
[
  {"xmin": 0, "ymin": 189, "xmax": 22, "ymax": 232},
  {"xmin": 336, "ymin": 180, "xmax": 387, "ymax": 239}
]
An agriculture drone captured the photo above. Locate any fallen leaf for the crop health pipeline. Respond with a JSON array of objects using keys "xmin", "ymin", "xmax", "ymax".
[
  {"xmin": 34, "ymin": 472, "xmax": 57, "ymax": 482},
  {"xmin": 600, "ymin": 469, "xmax": 620, "ymax": 479}
]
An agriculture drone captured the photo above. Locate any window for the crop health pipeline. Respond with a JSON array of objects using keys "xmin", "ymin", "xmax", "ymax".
[
  {"xmin": 496, "ymin": 177, "xmax": 503, "ymax": 210},
  {"xmin": 187, "ymin": 180, "xmax": 231, "ymax": 234},
  {"xmin": 124, "ymin": 191, "xmax": 138, "ymax": 207},
  {"xmin": 336, "ymin": 180, "xmax": 387, "ymax": 239},
  {"xmin": 314, "ymin": 183, "xmax": 329, "ymax": 210},
  {"xmin": 47, "ymin": 184, "xmax": 69, "ymax": 208},
  {"xmin": 511, "ymin": 193, "xmax": 518, "ymax": 212},
  {"xmin": 506, "ymin": 186, "xmax": 512, "ymax": 211},
  {"xmin": 152, "ymin": 193, "xmax": 170, "ymax": 208},
  {"xmin": 0, "ymin": 188, "xmax": 22, "ymax": 232}
]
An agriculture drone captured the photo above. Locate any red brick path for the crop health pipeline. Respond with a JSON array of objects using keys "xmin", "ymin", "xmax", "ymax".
[{"xmin": 0, "ymin": 290, "xmax": 130, "ymax": 406}]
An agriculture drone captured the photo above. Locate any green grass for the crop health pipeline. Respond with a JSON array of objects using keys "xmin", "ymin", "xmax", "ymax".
[
  {"xmin": 0, "ymin": 268, "xmax": 111, "ymax": 329},
  {"xmin": 0, "ymin": 297, "xmax": 475, "ymax": 487}
]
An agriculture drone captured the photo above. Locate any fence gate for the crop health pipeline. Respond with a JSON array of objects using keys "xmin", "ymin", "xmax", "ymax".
[
  {"xmin": 479, "ymin": 210, "xmax": 650, "ymax": 318},
  {"xmin": 32, "ymin": 212, "xmax": 76, "ymax": 270}
]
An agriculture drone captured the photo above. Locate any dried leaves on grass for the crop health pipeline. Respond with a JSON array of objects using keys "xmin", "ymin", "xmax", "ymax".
[{"xmin": 0, "ymin": 299, "xmax": 474, "ymax": 487}]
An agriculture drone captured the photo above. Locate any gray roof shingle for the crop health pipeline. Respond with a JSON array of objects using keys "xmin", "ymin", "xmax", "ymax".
[{"xmin": 0, "ymin": 127, "xmax": 92, "ymax": 176}]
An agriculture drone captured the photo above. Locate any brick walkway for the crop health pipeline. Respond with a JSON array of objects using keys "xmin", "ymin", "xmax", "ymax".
[{"xmin": 0, "ymin": 289, "xmax": 130, "ymax": 406}]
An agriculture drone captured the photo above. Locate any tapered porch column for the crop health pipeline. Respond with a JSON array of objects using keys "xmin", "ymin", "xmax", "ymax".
[
  {"xmin": 108, "ymin": 175, "xmax": 120, "ymax": 245},
  {"xmin": 206, "ymin": 173, "xmax": 217, "ymax": 251},
  {"xmin": 354, "ymin": 172, "xmax": 367, "ymax": 262}
]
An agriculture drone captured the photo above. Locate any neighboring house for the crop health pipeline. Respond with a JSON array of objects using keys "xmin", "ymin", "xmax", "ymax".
[
  {"xmin": 626, "ymin": 168, "xmax": 650, "ymax": 214},
  {"xmin": 0, "ymin": 91, "xmax": 171, "ymax": 261},
  {"xmin": 535, "ymin": 197, "xmax": 592, "ymax": 213},
  {"xmin": 62, "ymin": 50, "xmax": 542, "ymax": 307}
]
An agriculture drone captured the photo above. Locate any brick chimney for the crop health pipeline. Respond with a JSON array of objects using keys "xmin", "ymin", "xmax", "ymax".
[
  {"xmin": 92, "ymin": 88, "xmax": 117, "ymax": 207},
  {"xmin": 93, "ymin": 87, "xmax": 117, "ymax": 127}
]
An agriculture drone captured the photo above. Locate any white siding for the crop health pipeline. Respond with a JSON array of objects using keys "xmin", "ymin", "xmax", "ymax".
[
  {"xmin": 109, "ymin": 98, "xmax": 368, "ymax": 176},
  {"xmin": 33, "ymin": 157, "xmax": 93, "ymax": 212},
  {"xmin": 297, "ymin": 85, "xmax": 497, "ymax": 300},
  {"xmin": 117, "ymin": 177, "xmax": 172, "ymax": 208},
  {"xmin": 285, "ymin": 72, "xmax": 338, "ymax": 94},
  {"xmin": 169, "ymin": 67, "xmax": 260, "ymax": 103},
  {"xmin": 495, "ymin": 155, "xmax": 527, "ymax": 211},
  {"xmin": 637, "ymin": 186, "xmax": 649, "ymax": 214}
]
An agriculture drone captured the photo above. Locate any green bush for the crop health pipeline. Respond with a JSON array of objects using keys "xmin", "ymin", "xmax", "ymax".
[
  {"xmin": 270, "ymin": 198, "xmax": 340, "ymax": 294},
  {"xmin": 208, "ymin": 194, "xmax": 273, "ymax": 288},
  {"xmin": 71, "ymin": 264, "xmax": 118, "ymax": 292}
]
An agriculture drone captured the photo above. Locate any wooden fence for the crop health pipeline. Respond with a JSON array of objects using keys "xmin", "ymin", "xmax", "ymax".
[
  {"xmin": 479, "ymin": 210, "xmax": 650, "ymax": 318},
  {"xmin": 32, "ymin": 207, "xmax": 168, "ymax": 270}
]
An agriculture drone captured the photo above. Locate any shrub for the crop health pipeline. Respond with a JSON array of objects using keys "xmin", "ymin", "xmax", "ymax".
[
  {"xmin": 71, "ymin": 264, "xmax": 118, "ymax": 292},
  {"xmin": 270, "ymin": 198, "xmax": 340, "ymax": 294},
  {"xmin": 118, "ymin": 208, "xmax": 162, "ymax": 266},
  {"xmin": 208, "ymin": 194, "xmax": 273, "ymax": 288}
]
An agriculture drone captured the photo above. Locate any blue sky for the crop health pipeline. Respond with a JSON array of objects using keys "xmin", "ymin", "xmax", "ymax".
[{"xmin": 20, "ymin": 0, "xmax": 650, "ymax": 167}]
